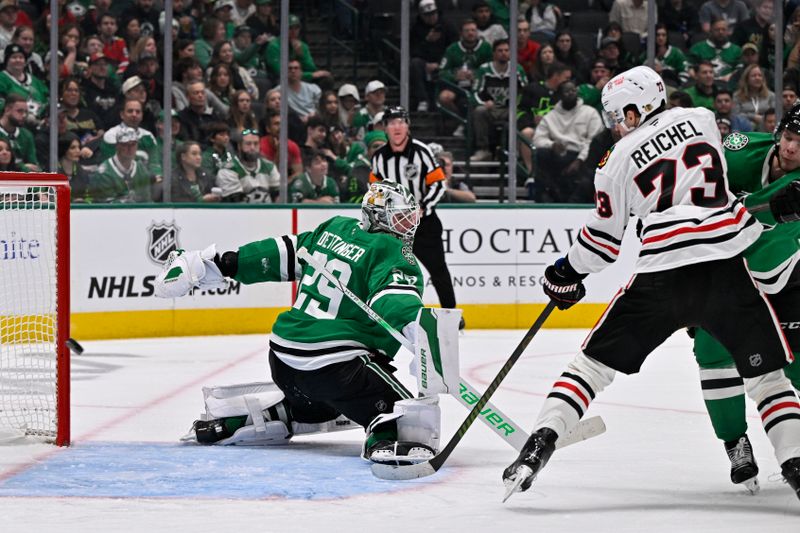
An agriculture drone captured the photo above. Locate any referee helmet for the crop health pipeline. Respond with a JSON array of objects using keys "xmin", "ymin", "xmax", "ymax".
[{"xmin": 382, "ymin": 105, "xmax": 410, "ymax": 125}]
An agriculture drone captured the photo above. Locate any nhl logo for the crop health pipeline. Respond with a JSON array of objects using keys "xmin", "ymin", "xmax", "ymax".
[
  {"xmin": 404, "ymin": 163, "xmax": 419, "ymax": 181},
  {"xmin": 749, "ymin": 353, "xmax": 763, "ymax": 367},
  {"xmin": 147, "ymin": 221, "xmax": 180, "ymax": 264}
]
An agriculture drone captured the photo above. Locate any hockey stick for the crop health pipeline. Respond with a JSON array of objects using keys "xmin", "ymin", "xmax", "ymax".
[
  {"xmin": 747, "ymin": 202, "xmax": 770, "ymax": 213},
  {"xmin": 297, "ymin": 247, "xmax": 533, "ymax": 450},
  {"xmin": 372, "ymin": 301, "xmax": 559, "ymax": 480}
]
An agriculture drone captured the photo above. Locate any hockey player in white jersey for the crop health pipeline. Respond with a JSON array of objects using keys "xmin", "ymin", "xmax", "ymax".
[{"xmin": 502, "ymin": 66, "xmax": 800, "ymax": 501}]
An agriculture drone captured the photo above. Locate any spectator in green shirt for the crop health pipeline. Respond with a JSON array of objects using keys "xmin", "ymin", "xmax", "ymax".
[
  {"xmin": 437, "ymin": 18, "xmax": 492, "ymax": 128},
  {"xmin": 0, "ymin": 93, "xmax": 39, "ymax": 170},
  {"xmin": 89, "ymin": 125, "xmax": 153, "ymax": 203},
  {"xmin": 212, "ymin": 0, "xmax": 237, "ymax": 40},
  {"xmin": 685, "ymin": 60, "xmax": 717, "ymax": 111},
  {"xmin": 689, "ymin": 18, "xmax": 742, "ymax": 85},
  {"xmin": 0, "ymin": 43, "xmax": 48, "ymax": 121},
  {"xmin": 195, "ymin": 18, "xmax": 227, "ymax": 69},
  {"xmin": 652, "ymin": 22, "xmax": 689, "ymax": 87},
  {"xmin": 289, "ymin": 150, "xmax": 340, "ymax": 204},
  {"xmin": 263, "ymin": 14, "xmax": 333, "ymax": 90}
]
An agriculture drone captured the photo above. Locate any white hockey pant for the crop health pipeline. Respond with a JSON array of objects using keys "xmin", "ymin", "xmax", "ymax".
[
  {"xmin": 744, "ymin": 369, "xmax": 800, "ymax": 464},
  {"xmin": 534, "ymin": 352, "xmax": 616, "ymax": 439}
]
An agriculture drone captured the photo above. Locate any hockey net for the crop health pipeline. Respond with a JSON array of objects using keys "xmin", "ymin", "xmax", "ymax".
[{"xmin": 0, "ymin": 173, "xmax": 70, "ymax": 446}]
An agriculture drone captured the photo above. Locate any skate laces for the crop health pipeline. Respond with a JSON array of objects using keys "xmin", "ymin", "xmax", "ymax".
[{"xmin": 727, "ymin": 437, "xmax": 753, "ymax": 469}]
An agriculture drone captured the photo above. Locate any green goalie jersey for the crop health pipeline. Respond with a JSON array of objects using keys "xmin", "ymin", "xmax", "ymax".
[
  {"xmin": 233, "ymin": 215, "xmax": 424, "ymax": 370},
  {"xmin": 723, "ymin": 131, "xmax": 800, "ymax": 293}
]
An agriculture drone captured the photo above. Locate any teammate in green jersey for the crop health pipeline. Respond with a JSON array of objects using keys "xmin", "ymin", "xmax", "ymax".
[
  {"xmin": 155, "ymin": 182, "xmax": 456, "ymax": 465},
  {"xmin": 695, "ymin": 105, "xmax": 800, "ymax": 494}
]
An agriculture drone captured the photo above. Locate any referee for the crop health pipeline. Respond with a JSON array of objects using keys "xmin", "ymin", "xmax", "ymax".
[{"xmin": 369, "ymin": 106, "xmax": 462, "ymax": 327}]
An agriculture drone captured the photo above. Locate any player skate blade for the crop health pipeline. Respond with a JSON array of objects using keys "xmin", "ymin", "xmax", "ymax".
[
  {"xmin": 502, "ymin": 465, "xmax": 533, "ymax": 503},
  {"xmin": 370, "ymin": 461, "xmax": 437, "ymax": 480},
  {"xmin": 743, "ymin": 477, "xmax": 760, "ymax": 495}
]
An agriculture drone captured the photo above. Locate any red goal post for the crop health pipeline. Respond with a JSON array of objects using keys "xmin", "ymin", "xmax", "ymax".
[{"xmin": 0, "ymin": 172, "xmax": 70, "ymax": 446}]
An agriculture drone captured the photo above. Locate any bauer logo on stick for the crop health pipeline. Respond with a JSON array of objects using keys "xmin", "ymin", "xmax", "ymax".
[{"xmin": 147, "ymin": 221, "xmax": 181, "ymax": 264}]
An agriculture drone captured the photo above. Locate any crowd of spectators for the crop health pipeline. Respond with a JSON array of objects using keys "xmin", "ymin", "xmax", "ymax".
[
  {"xmin": 1, "ymin": 0, "xmax": 795, "ymax": 205},
  {"xmin": 0, "ymin": 0, "xmax": 448, "ymax": 205},
  {"xmin": 408, "ymin": 0, "xmax": 797, "ymax": 202}
]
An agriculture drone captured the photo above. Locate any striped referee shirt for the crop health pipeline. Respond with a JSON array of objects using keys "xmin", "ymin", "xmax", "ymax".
[{"xmin": 369, "ymin": 136, "xmax": 446, "ymax": 216}]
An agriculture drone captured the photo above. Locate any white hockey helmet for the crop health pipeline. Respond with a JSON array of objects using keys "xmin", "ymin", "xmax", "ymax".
[
  {"xmin": 361, "ymin": 181, "xmax": 420, "ymax": 239},
  {"xmin": 601, "ymin": 66, "xmax": 666, "ymax": 129}
]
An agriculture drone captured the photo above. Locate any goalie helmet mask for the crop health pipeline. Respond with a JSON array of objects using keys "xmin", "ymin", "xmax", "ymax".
[
  {"xmin": 361, "ymin": 181, "xmax": 421, "ymax": 239},
  {"xmin": 601, "ymin": 66, "xmax": 666, "ymax": 129}
]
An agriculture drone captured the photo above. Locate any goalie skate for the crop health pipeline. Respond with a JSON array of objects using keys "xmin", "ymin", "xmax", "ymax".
[
  {"xmin": 725, "ymin": 435, "xmax": 759, "ymax": 494},
  {"xmin": 368, "ymin": 441, "xmax": 436, "ymax": 466}
]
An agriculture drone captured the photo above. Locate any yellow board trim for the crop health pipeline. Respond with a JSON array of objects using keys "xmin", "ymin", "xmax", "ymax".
[
  {"xmin": 68, "ymin": 304, "xmax": 607, "ymax": 340},
  {"xmin": 71, "ymin": 308, "xmax": 289, "ymax": 340}
]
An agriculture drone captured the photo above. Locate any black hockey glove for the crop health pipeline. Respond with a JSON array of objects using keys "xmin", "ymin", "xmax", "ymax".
[
  {"xmin": 543, "ymin": 257, "xmax": 587, "ymax": 311},
  {"xmin": 769, "ymin": 181, "xmax": 800, "ymax": 223}
]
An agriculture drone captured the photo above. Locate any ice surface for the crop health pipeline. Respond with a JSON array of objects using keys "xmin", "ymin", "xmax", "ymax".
[{"xmin": 1, "ymin": 330, "xmax": 798, "ymax": 532}]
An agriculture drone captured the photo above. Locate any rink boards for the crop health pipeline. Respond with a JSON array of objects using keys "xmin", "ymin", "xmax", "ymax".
[{"xmin": 70, "ymin": 205, "xmax": 641, "ymax": 339}]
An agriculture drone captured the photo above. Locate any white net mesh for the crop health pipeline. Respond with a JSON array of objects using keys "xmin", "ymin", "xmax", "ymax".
[{"xmin": 0, "ymin": 186, "xmax": 59, "ymax": 440}]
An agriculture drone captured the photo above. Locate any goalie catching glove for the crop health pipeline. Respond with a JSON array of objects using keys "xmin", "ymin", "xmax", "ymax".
[
  {"xmin": 543, "ymin": 257, "xmax": 587, "ymax": 310},
  {"xmin": 154, "ymin": 244, "xmax": 228, "ymax": 298}
]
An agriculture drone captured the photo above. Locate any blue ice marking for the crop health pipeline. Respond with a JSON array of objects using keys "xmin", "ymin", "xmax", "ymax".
[{"xmin": 0, "ymin": 442, "xmax": 441, "ymax": 499}]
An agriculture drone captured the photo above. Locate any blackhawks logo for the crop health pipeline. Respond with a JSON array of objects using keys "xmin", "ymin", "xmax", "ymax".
[
  {"xmin": 597, "ymin": 146, "xmax": 614, "ymax": 168},
  {"xmin": 723, "ymin": 132, "xmax": 749, "ymax": 151}
]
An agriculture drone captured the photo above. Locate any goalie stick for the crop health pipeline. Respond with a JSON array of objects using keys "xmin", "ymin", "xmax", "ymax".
[{"xmin": 297, "ymin": 248, "xmax": 605, "ymax": 458}]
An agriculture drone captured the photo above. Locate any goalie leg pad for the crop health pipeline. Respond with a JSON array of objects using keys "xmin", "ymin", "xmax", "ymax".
[
  {"xmin": 405, "ymin": 308, "xmax": 462, "ymax": 396},
  {"xmin": 362, "ymin": 396, "xmax": 441, "ymax": 462},
  {"xmin": 395, "ymin": 396, "xmax": 441, "ymax": 451},
  {"xmin": 181, "ymin": 382, "xmax": 292, "ymax": 446},
  {"xmin": 202, "ymin": 382, "xmax": 286, "ymax": 421},
  {"xmin": 186, "ymin": 381, "xmax": 361, "ymax": 446}
]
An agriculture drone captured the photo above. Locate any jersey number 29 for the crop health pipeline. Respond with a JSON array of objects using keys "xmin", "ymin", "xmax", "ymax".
[{"xmin": 293, "ymin": 251, "xmax": 352, "ymax": 319}]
